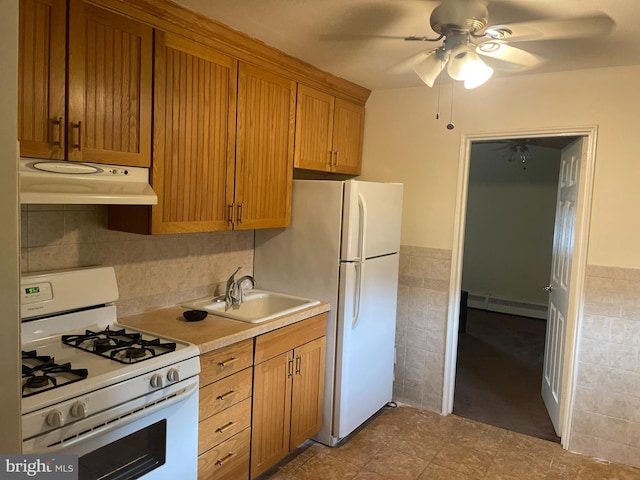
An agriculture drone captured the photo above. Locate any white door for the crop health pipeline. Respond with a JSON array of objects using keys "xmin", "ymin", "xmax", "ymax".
[{"xmin": 542, "ymin": 137, "xmax": 584, "ymax": 435}]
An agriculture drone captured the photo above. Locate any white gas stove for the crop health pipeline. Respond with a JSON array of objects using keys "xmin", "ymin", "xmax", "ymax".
[{"xmin": 20, "ymin": 267, "xmax": 200, "ymax": 479}]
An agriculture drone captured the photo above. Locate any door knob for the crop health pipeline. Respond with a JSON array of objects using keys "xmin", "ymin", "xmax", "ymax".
[{"xmin": 543, "ymin": 284, "xmax": 554, "ymax": 292}]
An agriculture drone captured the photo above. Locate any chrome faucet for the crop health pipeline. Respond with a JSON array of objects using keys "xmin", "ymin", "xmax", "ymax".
[
  {"xmin": 224, "ymin": 267, "xmax": 256, "ymax": 310},
  {"xmin": 225, "ymin": 266, "xmax": 242, "ymax": 310}
]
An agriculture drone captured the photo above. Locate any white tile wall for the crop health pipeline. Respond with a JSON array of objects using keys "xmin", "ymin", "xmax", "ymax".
[
  {"xmin": 20, "ymin": 205, "xmax": 254, "ymax": 317},
  {"xmin": 570, "ymin": 265, "xmax": 640, "ymax": 468}
]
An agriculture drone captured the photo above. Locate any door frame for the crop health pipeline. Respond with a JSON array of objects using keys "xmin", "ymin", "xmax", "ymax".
[{"xmin": 442, "ymin": 126, "xmax": 598, "ymax": 448}]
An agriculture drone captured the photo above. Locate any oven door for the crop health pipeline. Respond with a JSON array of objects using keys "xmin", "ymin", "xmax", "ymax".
[{"xmin": 23, "ymin": 377, "xmax": 198, "ymax": 480}]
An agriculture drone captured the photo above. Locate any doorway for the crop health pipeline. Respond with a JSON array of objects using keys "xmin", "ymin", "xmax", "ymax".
[
  {"xmin": 443, "ymin": 127, "xmax": 598, "ymax": 449},
  {"xmin": 453, "ymin": 138, "xmax": 571, "ymax": 442}
]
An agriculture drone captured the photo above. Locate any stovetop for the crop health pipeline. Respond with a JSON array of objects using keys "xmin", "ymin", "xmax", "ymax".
[{"xmin": 21, "ymin": 316, "xmax": 199, "ymax": 415}]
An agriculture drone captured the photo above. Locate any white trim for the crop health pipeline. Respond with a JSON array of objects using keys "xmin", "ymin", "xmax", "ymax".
[{"xmin": 443, "ymin": 126, "xmax": 598, "ymax": 450}]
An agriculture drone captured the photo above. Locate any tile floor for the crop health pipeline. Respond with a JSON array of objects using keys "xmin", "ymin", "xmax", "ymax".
[{"xmin": 258, "ymin": 406, "xmax": 640, "ymax": 480}]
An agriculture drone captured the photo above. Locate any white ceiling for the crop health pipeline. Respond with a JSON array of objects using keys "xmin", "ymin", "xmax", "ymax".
[{"xmin": 174, "ymin": 0, "xmax": 640, "ymax": 91}]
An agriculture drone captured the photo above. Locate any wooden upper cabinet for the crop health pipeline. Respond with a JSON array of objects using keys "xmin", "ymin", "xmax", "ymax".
[
  {"xmin": 294, "ymin": 84, "xmax": 365, "ymax": 175},
  {"xmin": 293, "ymin": 86, "xmax": 334, "ymax": 171},
  {"xmin": 19, "ymin": 0, "xmax": 152, "ymax": 167},
  {"xmin": 67, "ymin": 0, "xmax": 152, "ymax": 167},
  {"xmin": 150, "ymin": 31, "xmax": 237, "ymax": 233},
  {"xmin": 332, "ymin": 98, "xmax": 365, "ymax": 175},
  {"xmin": 18, "ymin": 0, "xmax": 66, "ymax": 159},
  {"xmin": 235, "ymin": 63, "xmax": 295, "ymax": 230}
]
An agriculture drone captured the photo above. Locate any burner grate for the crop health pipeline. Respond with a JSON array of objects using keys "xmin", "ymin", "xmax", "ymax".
[
  {"xmin": 61, "ymin": 326, "xmax": 177, "ymax": 364},
  {"xmin": 21, "ymin": 350, "xmax": 89, "ymax": 398}
]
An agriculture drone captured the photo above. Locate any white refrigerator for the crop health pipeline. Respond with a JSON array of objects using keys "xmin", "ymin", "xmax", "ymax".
[{"xmin": 254, "ymin": 179, "xmax": 403, "ymax": 446}]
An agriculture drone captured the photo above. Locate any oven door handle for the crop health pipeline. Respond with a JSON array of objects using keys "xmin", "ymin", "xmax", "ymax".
[{"xmin": 27, "ymin": 377, "xmax": 199, "ymax": 453}]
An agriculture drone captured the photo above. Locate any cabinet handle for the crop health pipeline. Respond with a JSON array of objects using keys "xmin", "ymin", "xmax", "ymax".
[
  {"xmin": 237, "ymin": 203, "xmax": 243, "ymax": 224},
  {"xmin": 215, "ymin": 421, "xmax": 235, "ymax": 433},
  {"xmin": 227, "ymin": 205, "xmax": 234, "ymax": 225},
  {"xmin": 51, "ymin": 117, "xmax": 63, "ymax": 147},
  {"xmin": 287, "ymin": 359, "xmax": 293, "ymax": 378},
  {"xmin": 295, "ymin": 355, "xmax": 301, "ymax": 375},
  {"xmin": 71, "ymin": 121, "xmax": 82, "ymax": 150},
  {"xmin": 216, "ymin": 390, "xmax": 235, "ymax": 401},
  {"xmin": 334, "ymin": 151, "xmax": 339, "ymax": 167},
  {"xmin": 218, "ymin": 357, "xmax": 237, "ymax": 367},
  {"xmin": 215, "ymin": 452, "xmax": 235, "ymax": 466}
]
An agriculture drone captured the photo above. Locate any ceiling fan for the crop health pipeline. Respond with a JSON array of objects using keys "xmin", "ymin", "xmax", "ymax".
[{"xmin": 394, "ymin": 0, "xmax": 615, "ymax": 89}]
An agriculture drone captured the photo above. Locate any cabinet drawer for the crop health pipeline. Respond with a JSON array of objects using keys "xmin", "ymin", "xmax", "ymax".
[
  {"xmin": 198, "ymin": 428, "xmax": 251, "ymax": 480},
  {"xmin": 200, "ymin": 339, "xmax": 253, "ymax": 387},
  {"xmin": 199, "ymin": 397, "xmax": 252, "ymax": 455},
  {"xmin": 199, "ymin": 368, "xmax": 253, "ymax": 421},
  {"xmin": 255, "ymin": 313, "xmax": 327, "ymax": 363}
]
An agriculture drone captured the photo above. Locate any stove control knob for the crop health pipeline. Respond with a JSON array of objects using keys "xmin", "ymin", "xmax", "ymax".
[
  {"xmin": 70, "ymin": 401, "xmax": 88, "ymax": 418},
  {"xmin": 150, "ymin": 373, "xmax": 164, "ymax": 389},
  {"xmin": 46, "ymin": 409, "xmax": 64, "ymax": 428},
  {"xmin": 167, "ymin": 368, "xmax": 180, "ymax": 382}
]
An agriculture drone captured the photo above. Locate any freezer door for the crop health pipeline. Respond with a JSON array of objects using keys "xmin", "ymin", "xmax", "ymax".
[
  {"xmin": 334, "ymin": 253, "xmax": 399, "ymax": 440},
  {"xmin": 342, "ymin": 180, "xmax": 403, "ymax": 261}
]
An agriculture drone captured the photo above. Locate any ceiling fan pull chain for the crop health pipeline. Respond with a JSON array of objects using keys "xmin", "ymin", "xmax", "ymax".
[
  {"xmin": 447, "ymin": 79, "xmax": 455, "ymax": 130},
  {"xmin": 436, "ymin": 66, "xmax": 443, "ymax": 120}
]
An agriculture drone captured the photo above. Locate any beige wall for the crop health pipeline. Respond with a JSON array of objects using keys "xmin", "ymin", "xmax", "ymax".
[
  {"xmin": 463, "ymin": 143, "xmax": 560, "ymax": 306},
  {"xmin": 361, "ymin": 65, "xmax": 640, "ymax": 269},
  {"xmin": 361, "ymin": 65, "xmax": 640, "ymax": 467},
  {"xmin": 0, "ymin": 0, "xmax": 21, "ymax": 453}
]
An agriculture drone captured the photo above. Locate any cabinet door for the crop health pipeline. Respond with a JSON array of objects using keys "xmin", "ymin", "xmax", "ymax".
[
  {"xmin": 290, "ymin": 336, "xmax": 326, "ymax": 449},
  {"xmin": 332, "ymin": 98, "xmax": 364, "ymax": 175},
  {"xmin": 67, "ymin": 0, "xmax": 152, "ymax": 167},
  {"xmin": 18, "ymin": 0, "xmax": 66, "ymax": 159},
  {"xmin": 250, "ymin": 351, "xmax": 293, "ymax": 479},
  {"xmin": 293, "ymin": 85, "xmax": 334, "ymax": 172},
  {"xmin": 150, "ymin": 31, "xmax": 237, "ymax": 234},
  {"xmin": 235, "ymin": 63, "xmax": 295, "ymax": 230}
]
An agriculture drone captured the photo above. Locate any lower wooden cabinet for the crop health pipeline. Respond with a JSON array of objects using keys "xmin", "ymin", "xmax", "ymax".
[
  {"xmin": 196, "ymin": 315, "xmax": 327, "ymax": 479},
  {"xmin": 198, "ymin": 428, "xmax": 251, "ymax": 480},
  {"xmin": 250, "ymin": 314, "xmax": 327, "ymax": 478},
  {"xmin": 198, "ymin": 340, "xmax": 253, "ymax": 480}
]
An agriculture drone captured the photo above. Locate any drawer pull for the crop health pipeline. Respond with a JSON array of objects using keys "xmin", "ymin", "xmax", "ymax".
[
  {"xmin": 217, "ymin": 390, "xmax": 235, "ymax": 401},
  {"xmin": 215, "ymin": 452, "xmax": 235, "ymax": 466},
  {"xmin": 219, "ymin": 357, "xmax": 238, "ymax": 367},
  {"xmin": 215, "ymin": 421, "xmax": 235, "ymax": 433}
]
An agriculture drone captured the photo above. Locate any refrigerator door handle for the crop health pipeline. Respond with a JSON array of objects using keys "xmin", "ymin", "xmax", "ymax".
[
  {"xmin": 352, "ymin": 261, "xmax": 364, "ymax": 329},
  {"xmin": 357, "ymin": 192, "xmax": 367, "ymax": 261}
]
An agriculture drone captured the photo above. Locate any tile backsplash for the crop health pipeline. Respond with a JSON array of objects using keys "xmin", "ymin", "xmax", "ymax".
[
  {"xmin": 570, "ymin": 264, "xmax": 640, "ymax": 468},
  {"xmin": 394, "ymin": 245, "xmax": 451, "ymax": 412},
  {"xmin": 21, "ymin": 205, "xmax": 253, "ymax": 317}
]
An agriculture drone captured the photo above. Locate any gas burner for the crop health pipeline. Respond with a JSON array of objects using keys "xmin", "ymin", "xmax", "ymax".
[
  {"xmin": 124, "ymin": 347, "xmax": 147, "ymax": 359},
  {"xmin": 21, "ymin": 351, "xmax": 89, "ymax": 398},
  {"xmin": 61, "ymin": 326, "xmax": 178, "ymax": 364},
  {"xmin": 25, "ymin": 375, "xmax": 52, "ymax": 389},
  {"xmin": 62, "ymin": 326, "xmax": 141, "ymax": 353}
]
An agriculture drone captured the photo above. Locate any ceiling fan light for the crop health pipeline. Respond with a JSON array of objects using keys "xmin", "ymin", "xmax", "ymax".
[
  {"xmin": 412, "ymin": 51, "xmax": 447, "ymax": 88},
  {"xmin": 463, "ymin": 58, "xmax": 493, "ymax": 89}
]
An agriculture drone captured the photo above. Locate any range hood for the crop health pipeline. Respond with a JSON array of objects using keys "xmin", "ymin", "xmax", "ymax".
[{"xmin": 19, "ymin": 159, "xmax": 158, "ymax": 205}]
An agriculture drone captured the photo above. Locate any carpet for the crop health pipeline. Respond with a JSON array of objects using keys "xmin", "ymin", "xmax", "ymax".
[{"xmin": 453, "ymin": 308, "xmax": 560, "ymax": 443}]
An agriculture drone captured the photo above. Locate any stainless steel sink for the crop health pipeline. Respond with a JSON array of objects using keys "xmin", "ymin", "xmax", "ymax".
[{"xmin": 180, "ymin": 289, "xmax": 320, "ymax": 323}]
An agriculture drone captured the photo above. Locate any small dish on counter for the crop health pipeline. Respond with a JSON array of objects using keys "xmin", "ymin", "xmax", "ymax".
[{"xmin": 182, "ymin": 309, "xmax": 208, "ymax": 322}]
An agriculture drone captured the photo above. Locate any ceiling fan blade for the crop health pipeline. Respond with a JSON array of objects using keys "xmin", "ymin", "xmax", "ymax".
[
  {"xmin": 319, "ymin": 33, "xmax": 420, "ymax": 42},
  {"xmin": 387, "ymin": 47, "xmax": 440, "ymax": 75},
  {"xmin": 476, "ymin": 41, "xmax": 545, "ymax": 71},
  {"xmin": 413, "ymin": 50, "xmax": 448, "ymax": 87},
  {"xmin": 486, "ymin": 13, "xmax": 615, "ymax": 42}
]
